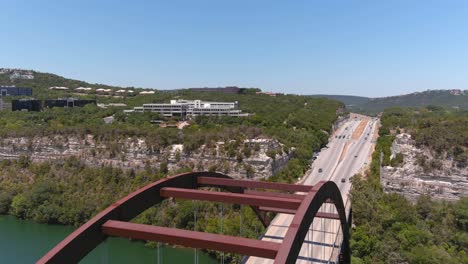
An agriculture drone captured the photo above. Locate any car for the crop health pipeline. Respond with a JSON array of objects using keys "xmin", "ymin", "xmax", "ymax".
[
  {"xmin": 354, "ymin": 155, "xmax": 358, "ymax": 158},
  {"xmin": 318, "ymin": 168, "xmax": 323, "ymax": 173},
  {"xmin": 341, "ymin": 178, "xmax": 346, "ymax": 183}
]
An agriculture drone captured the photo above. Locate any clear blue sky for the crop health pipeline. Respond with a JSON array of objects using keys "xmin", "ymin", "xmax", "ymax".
[{"xmin": 2, "ymin": 0, "xmax": 468, "ymax": 97}]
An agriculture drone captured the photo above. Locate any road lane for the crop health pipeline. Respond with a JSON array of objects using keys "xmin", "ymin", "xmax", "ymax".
[{"xmin": 246, "ymin": 114, "xmax": 379, "ymax": 264}]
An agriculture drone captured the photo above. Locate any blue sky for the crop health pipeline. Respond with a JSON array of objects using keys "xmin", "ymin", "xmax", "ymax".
[{"xmin": 2, "ymin": 0, "xmax": 468, "ymax": 97}]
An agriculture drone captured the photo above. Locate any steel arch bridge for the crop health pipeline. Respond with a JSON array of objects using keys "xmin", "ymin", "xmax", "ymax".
[{"xmin": 37, "ymin": 172, "xmax": 350, "ymax": 264}]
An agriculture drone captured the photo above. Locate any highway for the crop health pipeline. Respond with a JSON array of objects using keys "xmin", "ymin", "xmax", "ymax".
[{"xmin": 246, "ymin": 114, "xmax": 379, "ymax": 264}]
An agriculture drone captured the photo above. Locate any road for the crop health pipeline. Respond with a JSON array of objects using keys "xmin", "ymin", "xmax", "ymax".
[{"xmin": 246, "ymin": 114, "xmax": 379, "ymax": 264}]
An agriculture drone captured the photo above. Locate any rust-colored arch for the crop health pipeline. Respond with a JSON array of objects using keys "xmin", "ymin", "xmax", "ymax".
[
  {"xmin": 273, "ymin": 180, "xmax": 350, "ymax": 263},
  {"xmin": 38, "ymin": 172, "xmax": 350, "ymax": 264},
  {"xmin": 37, "ymin": 171, "xmax": 277, "ymax": 263}
]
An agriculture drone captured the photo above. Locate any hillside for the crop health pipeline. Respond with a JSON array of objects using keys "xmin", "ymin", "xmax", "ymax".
[
  {"xmin": 309, "ymin": 94, "xmax": 370, "ymax": 107},
  {"xmin": 310, "ymin": 89, "xmax": 468, "ymax": 114},
  {"xmin": 0, "ymin": 69, "xmax": 344, "ymax": 255},
  {"xmin": 350, "ymin": 106, "xmax": 468, "ymax": 263}
]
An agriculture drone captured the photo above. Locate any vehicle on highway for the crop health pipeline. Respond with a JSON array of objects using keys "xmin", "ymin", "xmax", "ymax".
[
  {"xmin": 318, "ymin": 168, "xmax": 323, "ymax": 173},
  {"xmin": 341, "ymin": 178, "xmax": 346, "ymax": 183}
]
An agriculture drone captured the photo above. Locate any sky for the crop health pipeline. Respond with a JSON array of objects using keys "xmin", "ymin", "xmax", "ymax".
[{"xmin": 2, "ymin": 0, "xmax": 468, "ymax": 97}]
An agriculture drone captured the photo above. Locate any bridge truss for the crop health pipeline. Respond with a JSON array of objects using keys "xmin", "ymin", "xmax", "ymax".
[{"xmin": 38, "ymin": 172, "xmax": 350, "ymax": 264}]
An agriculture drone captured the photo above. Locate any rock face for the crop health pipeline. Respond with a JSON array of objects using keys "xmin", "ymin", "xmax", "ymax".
[
  {"xmin": 0, "ymin": 135, "xmax": 290, "ymax": 180},
  {"xmin": 381, "ymin": 133, "xmax": 468, "ymax": 201}
]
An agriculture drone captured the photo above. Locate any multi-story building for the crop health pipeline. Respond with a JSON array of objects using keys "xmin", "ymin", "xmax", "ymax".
[
  {"xmin": 45, "ymin": 98, "xmax": 96, "ymax": 108},
  {"xmin": 124, "ymin": 99, "xmax": 247, "ymax": 117},
  {"xmin": 0, "ymin": 86, "xmax": 33, "ymax": 97},
  {"xmin": 12, "ymin": 99, "xmax": 42, "ymax": 112}
]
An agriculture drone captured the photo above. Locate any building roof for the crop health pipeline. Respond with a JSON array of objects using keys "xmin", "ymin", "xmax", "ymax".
[
  {"xmin": 139, "ymin": 91, "xmax": 155, "ymax": 94},
  {"xmin": 49, "ymin": 86, "xmax": 69, "ymax": 90}
]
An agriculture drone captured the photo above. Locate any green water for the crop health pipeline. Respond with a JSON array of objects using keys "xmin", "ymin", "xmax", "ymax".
[{"xmin": 0, "ymin": 215, "xmax": 217, "ymax": 264}]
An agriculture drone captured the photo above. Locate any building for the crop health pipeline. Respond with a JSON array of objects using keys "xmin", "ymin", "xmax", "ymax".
[
  {"xmin": 45, "ymin": 98, "xmax": 96, "ymax": 108},
  {"xmin": 12, "ymin": 99, "xmax": 42, "ymax": 112},
  {"xmin": 124, "ymin": 99, "xmax": 247, "ymax": 117},
  {"xmin": 75, "ymin": 87, "xmax": 93, "ymax": 92},
  {"xmin": 49, "ymin": 86, "xmax": 70, "ymax": 90},
  {"xmin": 0, "ymin": 86, "xmax": 33, "ymax": 97},
  {"xmin": 96, "ymin": 88, "xmax": 112, "ymax": 94},
  {"xmin": 139, "ymin": 91, "xmax": 155, "ymax": 95}
]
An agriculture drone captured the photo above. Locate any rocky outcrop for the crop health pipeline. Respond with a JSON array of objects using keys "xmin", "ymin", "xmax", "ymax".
[
  {"xmin": 0, "ymin": 135, "xmax": 290, "ymax": 180},
  {"xmin": 381, "ymin": 133, "xmax": 468, "ymax": 201}
]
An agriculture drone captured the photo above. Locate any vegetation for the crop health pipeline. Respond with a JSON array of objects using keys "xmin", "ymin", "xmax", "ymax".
[
  {"xmin": 380, "ymin": 106, "xmax": 468, "ymax": 168},
  {"xmin": 350, "ymin": 106, "xmax": 468, "ymax": 263},
  {"xmin": 0, "ymin": 70, "xmax": 346, "ymax": 262},
  {"xmin": 311, "ymin": 90, "xmax": 468, "ymax": 114},
  {"xmin": 0, "ymin": 78, "xmax": 343, "ymax": 182},
  {"xmin": 0, "ymin": 157, "xmax": 264, "ymax": 262}
]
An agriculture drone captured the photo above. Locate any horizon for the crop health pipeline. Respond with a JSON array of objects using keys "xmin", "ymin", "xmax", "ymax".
[
  {"xmin": 2, "ymin": 1, "xmax": 468, "ymax": 97},
  {"xmin": 2, "ymin": 66, "xmax": 467, "ymax": 99}
]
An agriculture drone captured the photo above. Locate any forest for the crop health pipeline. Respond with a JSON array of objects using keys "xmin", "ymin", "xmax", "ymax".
[
  {"xmin": 379, "ymin": 106, "xmax": 467, "ymax": 168},
  {"xmin": 0, "ymin": 77, "xmax": 344, "ymax": 262},
  {"xmin": 350, "ymin": 106, "xmax": 468, "ymax": 263}
]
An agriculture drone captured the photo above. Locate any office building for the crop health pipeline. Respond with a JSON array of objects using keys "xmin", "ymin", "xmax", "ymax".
[
  {"xmin": 0, "ymin": 86, "xmax": 33, "ymax": 97},
  {"xmin": 12, "ymin": 99, "xmax": 42, "ymax": 112},
  {"xmin": 45, "ymin": 98, "xmax": 96, "ymax": 108},
  {"xmin": 124, "ymin": 99, "xmax": 247, "ymax": 117}
]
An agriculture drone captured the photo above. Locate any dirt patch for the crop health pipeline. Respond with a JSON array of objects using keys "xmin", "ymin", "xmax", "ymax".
[
  {"xmin": 352, "ymin": 119, "xmax": 369, "ymax": 140},
  {"xmin": 339, "ymin": 142, "xmax": 350, "ymax": 163}
]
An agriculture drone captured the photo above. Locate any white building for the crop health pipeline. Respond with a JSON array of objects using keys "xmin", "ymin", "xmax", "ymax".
[
  {"xmin": 124, "ymin": 99, "xmax": 247, "ymax": 117},
  {"xmin": 49, "ymin": 86, "xmax": 69, "ymax": 90},
  {"xmin": 139, "ymin": 91, "xmax": 155, "ymax": 95},
  {"xmin": 75, "ymin": 87, "xmax": 93, "ymax": 92}
]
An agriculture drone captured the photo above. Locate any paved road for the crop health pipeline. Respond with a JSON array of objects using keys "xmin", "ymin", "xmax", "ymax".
[{"xmin": 246, "ymin": 114, "xmax": 379, "ymax": 264}]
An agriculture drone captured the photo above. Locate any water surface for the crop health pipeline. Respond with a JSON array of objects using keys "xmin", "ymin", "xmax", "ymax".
[{"xmin": 0, "ymin": 215, "xmax": 217, "ymax": 264}]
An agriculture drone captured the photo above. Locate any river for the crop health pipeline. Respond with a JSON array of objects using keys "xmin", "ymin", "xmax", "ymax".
[{"xmin": 0, "ymin": 215, "xmax": 217, "ymax": 264}]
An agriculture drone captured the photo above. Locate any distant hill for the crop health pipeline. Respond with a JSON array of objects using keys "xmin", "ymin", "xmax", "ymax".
[
  {"xmin": 0, "ymin": 68, "xmax": 259, "ymax": 98},
  {"xmin": 309, "ymin": 95, "xmax": 370, "ymax": 107},
  {"xmin": 310, "ymin": 90, "xmax": 468, "ymax": 113}
]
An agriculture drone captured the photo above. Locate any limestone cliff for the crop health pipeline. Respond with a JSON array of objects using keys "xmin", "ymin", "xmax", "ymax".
[
  {"xmin": 381, "ymin": 133, "xmax": 468, "ymax": 201},
  {"xmin": 0, "ymin": 135, "xmax": 290, "ymax": 180}
]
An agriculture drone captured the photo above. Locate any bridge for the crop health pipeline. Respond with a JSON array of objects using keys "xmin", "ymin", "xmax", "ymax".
[
  {"xmin": 38, "ymin": 115, "xmax": 378, "ymax": 264},
  {"xmin": 38, "ymin": 171, "xmax": 351, "ymax": 264}
]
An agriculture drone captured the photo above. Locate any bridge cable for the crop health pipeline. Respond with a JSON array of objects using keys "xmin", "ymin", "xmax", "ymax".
[
  {"xmin": 308, "ymin": 218, "xmax": 312, "ymax": 261},
  {"xmin": 220, "ymin": 201, "xmax": 225, "ymax": 264},
  {"xmin": 322, "ymin": 205, "xmax": 325, "ymax": 261},
  {"xmin": 240, "ymin": 204, "xmax": 243, "ymax": 237},
  {"xmin": 156, "ymin": 210, "xmax": 162, "ymax": 264},
  {"xmin": 193, "ymin": 200, "xmax": 199, "ymax": 264}
]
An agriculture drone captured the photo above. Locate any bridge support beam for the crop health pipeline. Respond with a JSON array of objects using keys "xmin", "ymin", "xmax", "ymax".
[
  {"xmin": 102, "ymin": 220, "xmax": 280, "ymax": 259},
  {"xmin": 197, "ymin": 177, "xmax": 313, "ymax": 192},
  {"xmin": 160, "ymin": 187, "xmax": 302, "ymax": 210},
  {"xmin": 258, "ymin": 206, "xmax": 340, "ymax": 220}
]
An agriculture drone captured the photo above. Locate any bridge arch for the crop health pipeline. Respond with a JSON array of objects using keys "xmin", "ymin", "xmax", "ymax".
[
  {"xmin": 38, "ymin": 171, "xmax": 350, "ymax": 264},
  {"xmin": 274, "ymin": 180, "xmax": 350, "ymax": 263}
]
